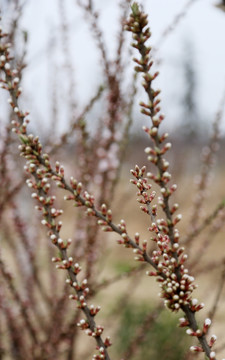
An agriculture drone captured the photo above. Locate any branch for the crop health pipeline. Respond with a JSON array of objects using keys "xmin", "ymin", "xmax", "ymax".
[{"xmin": 125, "ymin": 4, "xmax": 219, "ymax": 359}]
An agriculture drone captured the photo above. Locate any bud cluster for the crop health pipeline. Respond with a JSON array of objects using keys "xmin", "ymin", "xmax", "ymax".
[
  {"xmin": 130, "ymin": 164, "xmax": 157, "ymax": 218},
  {"xmin": 186, "ymin": 318, "xmax": 218, "ymax": 357},
  {"xmin": 95, "ymin": 203, "xmax": 113, "ymax": 233},
  {"xmin": 0, "ymin": 28, "xmax": 112, "ymax": 360},
  {"xmin": 66, "ymin": 264, "xmax": 112, "ymax": 359},
  {"xmin": 125, "ymin": 4, "xmax": 218, "ymax": 359},
  {"xmin": 125, "ymin": 5, "xmax": 179, "ymax": 223},
  {"xmin": 0, "ymin": 33, "xmax": 22, "ymax": 98},
  {"xmin": 146, "ymin": 232, "xmax": 197, "ymax": 313}
]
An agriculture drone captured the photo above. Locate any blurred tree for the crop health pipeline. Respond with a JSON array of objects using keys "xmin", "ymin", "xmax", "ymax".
[
  {"xmin": 215, "ymin": 1, "xmax": 225, "ymax": 12},
  {"xmin": 180, "ymin": 40, "xmax": 203, "ymax": 140}
]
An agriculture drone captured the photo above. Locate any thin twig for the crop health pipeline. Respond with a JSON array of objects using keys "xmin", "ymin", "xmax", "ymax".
[
  {"xmin": 183, "ymin": 199, "xmax": 225, "ymax": 245},
  {"xmin": 208, "ymin": 264, "xmax": 225, "ymax": 321}
]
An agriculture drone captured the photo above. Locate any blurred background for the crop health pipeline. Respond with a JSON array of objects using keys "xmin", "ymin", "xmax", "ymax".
[{"xmin": 1, "ymin": 0, "xmax": 225, "ymax": 136}]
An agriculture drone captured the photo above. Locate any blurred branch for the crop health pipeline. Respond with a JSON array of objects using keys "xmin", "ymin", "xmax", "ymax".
[
  {"xmin": 188, "ymin": 87, "xmax": 225, "ymax": 231},
  {"xmin": 93, "ymin": 263, "xmax": 146, "ymax": 294},
  {"xmin": 121, "ymin": 304, "xmax": 164, "ymax": 360},
  {"xmin": 183, "ymin": 199, "xmax": 225, "ymax": 245},
  {"xmin": 0, "ymin": 255, "xmax": 39, "ymax": 346},
  {"xmin": 48, "ymin": 84, "xmax": 105, "ymax": 154},
  {"xmin": 154, "ymin": 0, "xmax": 200, "ymax": 58},
  {"xmin": 208, "ymin": 263, "xmax": 225, "ymax": 321}
]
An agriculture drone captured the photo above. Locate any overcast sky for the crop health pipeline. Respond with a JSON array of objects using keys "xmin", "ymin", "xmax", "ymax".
[{"xmin": 1, "ymin": 0, "xmax": 225, "ymax": 135}]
